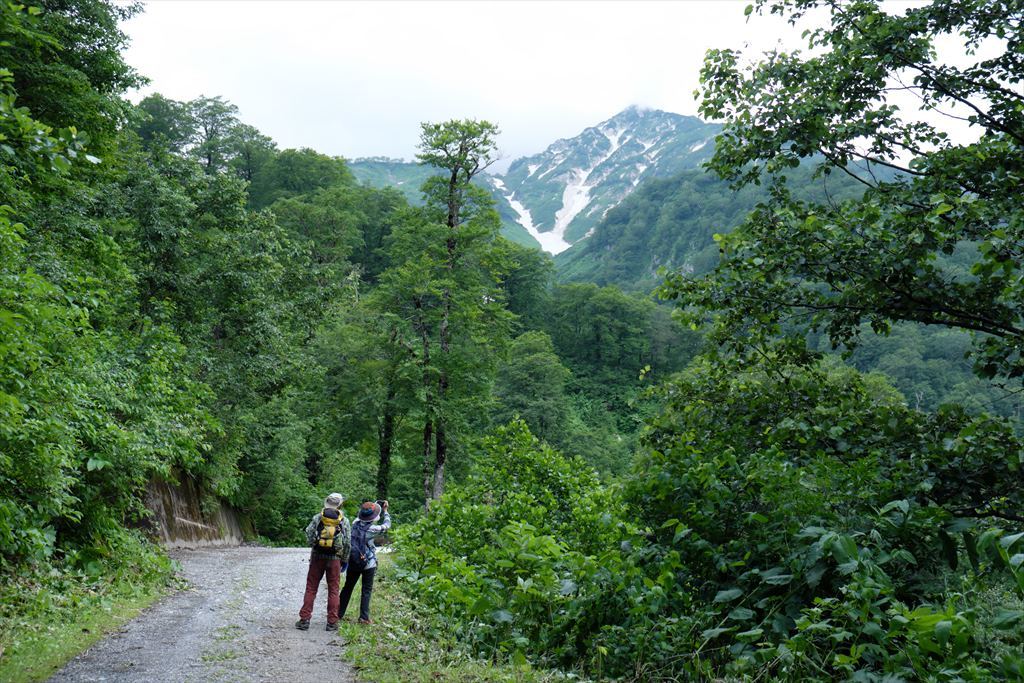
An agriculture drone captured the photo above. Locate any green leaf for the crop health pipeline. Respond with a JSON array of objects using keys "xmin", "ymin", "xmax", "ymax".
[
  {"xmin": 934, "ymin": 620, "xmax": 952, "ymax": 646},
  {"xmin": 992, "ymin": 610, "xmax": 1024, "ymax": 629},
  {"xmin": 1000, "ymin": 532, "xmax": 1024, "ymax": 551},
  {"xmin": 714, "ymin": 588, "xmax": 744, "ymax": 602},
  {"xmin": 86, "ymin": 458, "xmax": 110, "ymax": 472},
  {"xmin": 728, "ymin": 607, "xmax": 755, "ymax": 621},
  {"xmin": 701, "ymin": 626, "xmax": 732, "ymax": 640},
  {"xmin": 761, "ymin": 572, "xmax": 793, "ymax": 586},
  {"xmin": 938, "ymin": 528, "xmax": 958, "ymax": 570},
  {"xmin": 492, "ymin": 609, "xmax": 513, "ymax": 624},
  {"xmin": 736, "ymin": 627, "xmax": 764, "ymax": 642},
  {"xmin": 469, "ymin": 596, "xmax": 492, "ymax": 616},
  {"xmin": 963, "ymin": 531, "xmax": 979, "ymax": 571}
]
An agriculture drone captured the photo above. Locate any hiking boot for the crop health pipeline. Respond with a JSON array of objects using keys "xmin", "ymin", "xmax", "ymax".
[
  {"xmin": 358, "ymin": 618, "xmax": 373, "ymax": 625},
  {"xmin": 295, "ymin": 619, "xmax": 310, "ymax": 630},
  {"xmin": 325, "ymin": 621, "xmax": 338, "ymax": 631}
]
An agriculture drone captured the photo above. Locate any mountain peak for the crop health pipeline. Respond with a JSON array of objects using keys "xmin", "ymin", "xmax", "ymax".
[{"xmin": 493, "ymin": 110, "xmax": 721, "ymax": 253}]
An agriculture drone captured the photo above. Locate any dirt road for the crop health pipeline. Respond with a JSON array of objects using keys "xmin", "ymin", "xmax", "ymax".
[{"xmin": 52, "ymin": 546, "xmax": 356, "ymax": 683}]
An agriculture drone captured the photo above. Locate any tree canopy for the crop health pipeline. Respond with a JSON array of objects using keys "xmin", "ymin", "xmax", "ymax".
[{"xmin": 663, "ymin": 0, "xmax": 1024, "ymax": 385}]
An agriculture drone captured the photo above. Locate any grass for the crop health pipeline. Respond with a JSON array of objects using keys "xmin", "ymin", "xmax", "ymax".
[
  {"xmin": 0, "ymin": 569, "xmax": 173, "ymax": 683},
  {"xmin": 337, "ymin": 553, "xmax": 584, "ymax": 683}
]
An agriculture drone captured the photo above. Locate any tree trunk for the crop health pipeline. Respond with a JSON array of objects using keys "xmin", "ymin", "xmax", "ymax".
[
  {"xmin": 413, "ymin": 296, "xmax": 435, "ymax": 513},
  {"xmin": 431, "ymin": 193, "xmax": 458, "ymax": 499},
  {"xmin": 422, "ymin": 418, "xmax": 433, "ymax": 513},
  {"xmin": 375, "ymin": 385, "xmax": 396, "ymax": 500},
  {"xmin": 434, "ymin": 282, "xmax": 451, "ymax": 501},
  {"xmin": 447, "ymin": 169, "xmax": 459, "ymax": 230},
  {"xmin": 432, "ymin": 417, "xmax": 446, "ymax": 501}
]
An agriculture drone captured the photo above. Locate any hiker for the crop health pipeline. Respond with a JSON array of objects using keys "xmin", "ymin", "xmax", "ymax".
[
  {"xmin": 338, "ymin": 500, "xmax": 391, "ymax": 624},
  {"xmin": 296, "ymin": 492, "xmax": 351, "ymax": 632}
]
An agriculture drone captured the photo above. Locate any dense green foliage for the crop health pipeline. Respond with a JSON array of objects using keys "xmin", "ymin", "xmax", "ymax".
[
  {"xmin": 1, "ymin": 0, "xmax": 213, "ymax": 567},
  {"xmin": 399, "ymin": 1, "xmax": 1024, "ymax": 681},
  {"xmin": 403, "ymin": 362, "xmax": 1024, "ymax": 679},
  {"xmin": 6, "ymin": 0, "xmax": 1023, "ymax": 680},
  {"xmin": 623, "ymin": 359, "xmax": 1024, "ymax": 679},
  {"xmin": 401, "ymin": 421, "xmax": 630, "ymax": 665},
  {"xmin": 675, "ymin": 0, "xmax": 1024, "ymax": 385},
  {"xmin": 1, "ymin": 0, "xmax": 677, "ymax": 576}
]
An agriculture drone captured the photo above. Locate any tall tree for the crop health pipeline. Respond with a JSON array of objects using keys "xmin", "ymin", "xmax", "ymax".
[
  {"xmin": 227, "ymin": 123, "xmax": 276, "ymax": 182},
  {"xmin": 136, "ymin": 94, "xmax": 194, "ymax": 152},
  {"xmin": 2, "ymin": 0, "xmax": 143, "ymax": 150},
  {"xmin": 499, "ymin": 239, "xmax": 554, "ymax": 331},
  {"xmin": 493, "ymin": 331, "xmax": 571, "ymax": 442},
  {"xmin": 248, "ymin": 147, "xmax": 353, "ymax": 208},
  {"xmin": 416, "ymin": 119, "xmax": 502, "ymax": 504},
  {"xmin": 188, "ymin": 95, "xmax": 239, "ymax": 173}
]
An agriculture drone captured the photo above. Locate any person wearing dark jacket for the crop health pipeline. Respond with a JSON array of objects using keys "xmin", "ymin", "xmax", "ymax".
[
  {"xmin": 296, "ymin": 492, "xmax": 352, "ymax": 631},
  {"xmin": 338, "ymin": 500, "xmax": 391, "ymax": 624}
]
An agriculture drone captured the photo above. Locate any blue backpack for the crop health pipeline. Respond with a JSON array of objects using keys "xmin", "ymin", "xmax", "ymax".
[{"xmin": 350, "ymin": 521, "xmax": 370, "ymax": 568}]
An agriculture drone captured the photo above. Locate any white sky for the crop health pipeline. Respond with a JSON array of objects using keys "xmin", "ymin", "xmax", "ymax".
[{"xmin": 123, "ymin": 1, "xmax": 806, "ymax": 170}]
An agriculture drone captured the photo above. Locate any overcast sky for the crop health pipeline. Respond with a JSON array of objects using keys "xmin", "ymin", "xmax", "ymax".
[{"xmin": 122, "ymin": 1, "xmax": 814, "ymax": 170}]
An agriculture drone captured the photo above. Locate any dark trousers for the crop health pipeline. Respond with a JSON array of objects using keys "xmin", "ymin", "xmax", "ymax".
[
  {"xmin": 338, "ymin": 562, "xmax": 376, "ymax": 621},
  {"xmin": 299, "ymin": 556, "xmax": 341, "ymax": 624}
]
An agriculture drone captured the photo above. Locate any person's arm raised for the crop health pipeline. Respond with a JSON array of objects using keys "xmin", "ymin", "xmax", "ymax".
[{"xmin": 369, "ymin": 509, "xmax": 391, "ymax": 535}]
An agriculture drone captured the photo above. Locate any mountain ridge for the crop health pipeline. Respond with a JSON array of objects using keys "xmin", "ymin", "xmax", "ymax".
[
  {"xmin": 489, "ymin": 106, "xmax": 720, "ymax": 253},
  {"xmin": 349, "ymin": 107, "xmax": 721, "ymax": 254}
]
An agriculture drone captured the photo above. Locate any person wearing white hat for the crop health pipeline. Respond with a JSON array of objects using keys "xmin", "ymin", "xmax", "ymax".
[{"xmin": 296, "ymin": 492, "xmax": 350, "ymax": 631}]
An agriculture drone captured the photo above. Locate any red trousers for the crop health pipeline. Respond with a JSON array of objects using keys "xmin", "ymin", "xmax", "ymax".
[{"xmin": 299, "ymin": 556, "xmax": 341, "ymax": 623}]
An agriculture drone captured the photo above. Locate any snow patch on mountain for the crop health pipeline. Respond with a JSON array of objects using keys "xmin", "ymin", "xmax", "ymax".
[
  {"xmin": 553, "ymin": 169, "xmax": 594, "ymax": 243},
  {"xmin": 494, "ymin": 107, "xmax": 722, "ymax": 254},
  {"xmin": 550, "ymin": 126, "xmax": 625, "ymax": 244},
  {"xmin": 492, "ymin": 178, "xmax": 571, "ymax": 254},
  {"xmin": 633, "ymin": 163, "xmax": 648, "ymax": 186}
]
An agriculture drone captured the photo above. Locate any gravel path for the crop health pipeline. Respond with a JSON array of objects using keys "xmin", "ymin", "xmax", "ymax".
[{"xmin": 52, "ymin": 546, "xmax": 356, "ymax": 683}]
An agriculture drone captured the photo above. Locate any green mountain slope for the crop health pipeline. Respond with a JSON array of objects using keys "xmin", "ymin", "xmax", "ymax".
[
  {"xmin": 555, "ymin": 164, "xmax": 1022, "ymax": 421},
  {"xmin": 555, "ymin": 165, "xmax": 863, "ymax": 291}
]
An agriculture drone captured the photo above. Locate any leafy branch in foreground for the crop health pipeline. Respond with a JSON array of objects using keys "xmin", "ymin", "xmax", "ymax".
[{"xmin": 666, "ymin": 0, "xmax": 1024, "ymax": 381}]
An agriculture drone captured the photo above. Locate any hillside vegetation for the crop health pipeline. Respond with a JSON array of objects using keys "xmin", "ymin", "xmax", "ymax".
[
  {"xmin": 2, "ymin": 0, "xmax": 1022, "ymax": 681},
  {"xmin": 0, "ymin": 1, "xmax": 689, "ymax": 670}
]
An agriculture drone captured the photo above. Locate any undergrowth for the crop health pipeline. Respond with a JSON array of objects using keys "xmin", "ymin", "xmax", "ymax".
[
  {"xmin": 0, "ymin": 531, "xmax": 177, "ymax": 683},
  {"xmin": 337, "ymin": 553, "xmax": 585, "ymax": 682}
]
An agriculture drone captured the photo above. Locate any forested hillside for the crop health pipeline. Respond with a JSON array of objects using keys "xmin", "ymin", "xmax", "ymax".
[
  {"xmin": 555, "ymin": 164, "xmax": 864, "ymax": 290},
  {"xmin": 554, "ymin": 162, "xmax": 1024, "ymax": 420},
  {"xmin": 0, "ymin": 3, "xmax": 693, "ymax": 674},
  {"xmin": 2, "ymin": 0, "xmax": 1023, "ymax": 681}
]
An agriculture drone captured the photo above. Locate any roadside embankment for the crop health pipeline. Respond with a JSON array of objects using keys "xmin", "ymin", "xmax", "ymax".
[{"xmin": 144, "ymin": 473, "xmax": 247, "ymax": 548}]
